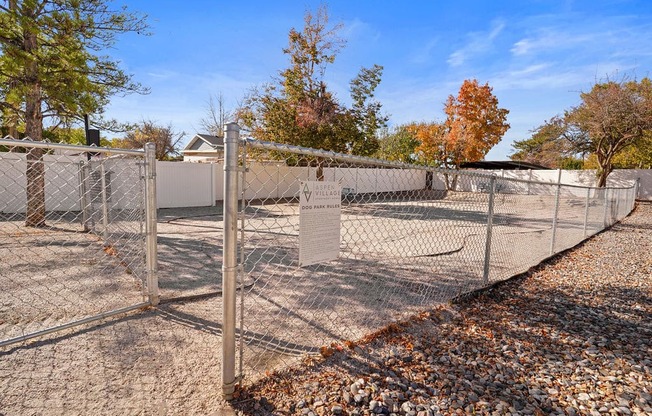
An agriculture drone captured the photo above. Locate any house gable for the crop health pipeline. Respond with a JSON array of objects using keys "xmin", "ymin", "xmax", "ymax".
[
  {"xmin": 183, "ymin": 134, "xmax": 224, "ymax": 152},
  {"xmin": 181, "ymin": 134, "xmax": 225, "ymax": 162}
]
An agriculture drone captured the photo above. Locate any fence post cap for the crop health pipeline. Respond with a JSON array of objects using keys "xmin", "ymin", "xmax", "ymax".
[{"xmin": 224, "ymin": 122, "xmax": 240, "ymax": 132}]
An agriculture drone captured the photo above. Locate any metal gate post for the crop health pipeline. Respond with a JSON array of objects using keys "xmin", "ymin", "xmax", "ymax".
[
  {"xmin": 482, "ymin": 176, "xmax": 496, "ymax": 284},
  {"xmin": 144, "ymin": 143, "xmax": 159, "ymax": 306},
  {"xmin": 583, "ymin": 187, "xmax": 591, "ymax": 238},
  {"xmin": 222, "ymin": 123, "xmax": 240, "ymax": 400},
  {"xmin": 550, "ymin": 174, "xmax": 562, "ymax": 255}
]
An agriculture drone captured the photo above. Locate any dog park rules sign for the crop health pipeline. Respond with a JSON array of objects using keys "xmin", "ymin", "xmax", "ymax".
[{"xmin": 299, "ymin": 181, "xmax": 342, "ymax": 267}]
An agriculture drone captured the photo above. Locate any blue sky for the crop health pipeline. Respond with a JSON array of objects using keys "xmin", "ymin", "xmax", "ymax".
[{"xmin": 105, "ymin": 0, "xmax": 652, "ymax": 160}]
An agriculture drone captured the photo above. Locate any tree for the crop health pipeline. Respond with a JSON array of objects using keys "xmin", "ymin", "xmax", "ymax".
[
  {"xmin": 511, "ymin": 116, "xmax": 585, "ymax": 169},
  {"xmin": 113, "ymin": 120, "xmax": 184, "ymax": 161},
  {"xmin": 568, "ymin": 77, "xmax": 652, "ymax": 186},
  {"xmin": 410, "ymin": 79, "xmax": 509, "ymax": 189},
  {"xmin": 199, "ymin": 92, "xmax": 232, "ymax": 137},
  {"xmin": 349, "ymin": 64, "xmax": 389, "ymax": 156},
  {"xmin": 237, "ymin": 6, "xmax": 386, "ymax": 157},
  {"xmin": 407, "ymin": 121, "xmax": 447, "ymax": 166},
  {"xmin": 444, "ymin": 79, "xmax": 510, "ymax": 166},
  {"xmin": 611, "ymin": 132, "xmax": 652, "ymax": 169},
  {"xmin": 375, "ymin": 125, "xmax": 419, "ymax": 164},
  {"xmin": 583, "ymin": 134, "xmax": 652, "ymax": 170},
  {"xmin": 0, "ymin": 0, "xmax": 148, "ymax": 226}
]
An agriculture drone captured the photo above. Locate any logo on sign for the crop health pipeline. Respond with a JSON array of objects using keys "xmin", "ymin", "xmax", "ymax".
[{"xmin": 302, "ymin": 183, "xmax": 312, "ymax": 202}]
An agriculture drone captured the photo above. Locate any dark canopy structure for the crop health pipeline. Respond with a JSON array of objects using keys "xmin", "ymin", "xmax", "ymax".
[{"xmin": 460, "ymin": 160, "xmax": 550, "ymax": 170}]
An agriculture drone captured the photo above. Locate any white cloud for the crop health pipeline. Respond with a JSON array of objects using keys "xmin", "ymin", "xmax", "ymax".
[
  {"xmin": 146, "ymin": 70, "xmax": 178, "ymax": 80},
  {"xmin": 447, "ymin": 20, "xmax": 506, "ymax": 67},
  {"xmin": 511, "ymin": 39, "xmax": 532, "ymax": 56},
  {"xmin": 510, "ymin": 31, "xmax": 594, "ymax": 56},
  {"xmin": 342, "ymin": 17, "xmax": 380, "ymax": 42}
]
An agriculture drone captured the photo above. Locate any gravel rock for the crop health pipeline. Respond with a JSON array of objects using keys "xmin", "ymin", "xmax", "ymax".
[{"xmin": 231, "ymin": 203, "xmax": 652, "ymax": 416}]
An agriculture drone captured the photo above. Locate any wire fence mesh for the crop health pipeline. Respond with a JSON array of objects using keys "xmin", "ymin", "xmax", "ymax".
[
  {"xmin": 0, "ymin": 137, "xmax": 154, "ymax": 347},
  {"xmin": 0, "ymin": 132, "xmax": 638, "ymax": 412},
  {"xmin": 226, "ymin": 136, "xmax": 637, "ymax": 389}
]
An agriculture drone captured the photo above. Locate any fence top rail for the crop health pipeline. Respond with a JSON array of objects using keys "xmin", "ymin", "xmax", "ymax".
[
  {"xmin": 496, "ymin": 175, "xmax": 637, "ymax": 191},
  {"xmin": 242, "ymin": 138, "xmax": 637, "ymax": 191},
  {"xmin": 242, "ymin": 137, "xmax": 501, "ymax": 179},
  {"xmin": 0, "ymin": 137, "xmax": 145, "ymax": 156}
]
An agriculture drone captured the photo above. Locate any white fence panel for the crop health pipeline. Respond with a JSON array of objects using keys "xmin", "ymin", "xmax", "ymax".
[
  {"xmin": 156, "ymin": 161, "xmax": 213, "ymax": 208},
  {"xmin": 244, "ymin": 163, "xmax": 281, "ymax": 200},
  {"xmin": 213, "ymin": 163, "xmax": 224, "ymax": 206},
  {"xmin": 355, "ymin": 168, "xmax": 377, "ymax": 193},
  {"xmin": 321, "ymin": 167, "xmax": 428, "ymax": 194},
  {"xmin": 151, "ymin": 162, "xmax": 652, "ymax": 208},
  {"xmin": 0, "ymin": 153, "xmax": 27, "ymax": 213},
  {"xmin": 105, "ymin": 158, "xmax": 144, "ymax": 210},
  {"xmin": 0, "ymin": 153, "xmax": 86, "ymax": 214},
  {"xmin": 609, "ymin": 169, "xmax": 652, "ymax": 200},
  {"xmin": 278, "ymin": 165, "xmax": 311, "ymax": 198},
  {"xmin": 4, "ymin": 154, "xmax": 650, "ymax": 213},
  {"xmin": 329, "ymin": 168, "xmax": 357, "ymax": 192}
]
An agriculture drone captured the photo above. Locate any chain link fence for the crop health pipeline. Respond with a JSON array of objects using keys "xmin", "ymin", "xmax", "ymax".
[
  {"xmin": 219, "ymin": 125, "xmax": 638, "ymax": 397},
  {"xmin": 0, "ymin": 130, "xmax": 638, "ymax": 409},
  {"xmin": 0, "ymin": 137, "xmax": 158, "ymax": 348}
]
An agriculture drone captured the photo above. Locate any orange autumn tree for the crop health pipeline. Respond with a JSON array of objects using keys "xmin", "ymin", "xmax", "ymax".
[
  {"xmin": 412, "ymin": 79, "xmax": 510, "ymax": 189},
  {"xmin": 447, "ymin": 79, "xmax": 510, "ymax": 164},
  {"xmin": 409, "ymin": 121, "xmax": 447, "ymax": 166}
]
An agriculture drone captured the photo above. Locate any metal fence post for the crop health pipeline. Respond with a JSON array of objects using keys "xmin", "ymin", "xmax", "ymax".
[
  {"xmin": 222, "ymin": 123, "xmax": 240, "ymax": 400},
  {"xmin": 603, "ymin": 187, "xmax": 610, "ymax": 228},
  {"xmin": 79, "ymin": 161, "xmax": 90, "ymax": 232},
  {"xmin": 144, "ymin": 143, "xmax": 159, "ymax": 306},
  {"xmin": 549, "ymin": 172, "xmax": 562, "ymax": 255},
  {"xmin": 583, "ymin": 187, "xmax": 591, "ymax": 238},
  {"xmin": 100, "ymin": 161, "xmax": 110, "ymax": 244},
  {"xmin": 482, "ymin": 176, "xmax": 496, "ymax": 284}
]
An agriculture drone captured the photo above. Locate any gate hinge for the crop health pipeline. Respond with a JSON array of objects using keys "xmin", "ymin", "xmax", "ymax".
[{"xmin": 223, "ymin": 166, "xmax": 249, "ymax": 173}]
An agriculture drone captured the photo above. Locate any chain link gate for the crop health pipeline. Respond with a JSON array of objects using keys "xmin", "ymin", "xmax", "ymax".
[
  {"xmin": 0, "ymin": 137, "xmax": 158, "ymax": 348},
  {"xmin": 218, "ymin": 125, "xmax": 637, "ymax": 399}
]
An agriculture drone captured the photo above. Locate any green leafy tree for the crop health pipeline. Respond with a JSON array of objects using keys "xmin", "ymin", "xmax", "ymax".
[
  {"xmin": 112, "ymin": 120, "xmax": 184, "ymax": 161},
  {"xmin": 0, "ymin": 0, "xmax": 148, "ymax": 226},
  {"xmin": 612, "ymin": 133, "xmax": 652, "ymax": 169},
  {"xmin": 375, "ymin": 125, "xmax": 419, "ymax": 163},
  {"xmin": 511, "ymin": 116, "xmax": 585, "ymax": 169},
  {"xmin": 349, "ymin": 64, "xmax": 388, "ymax": 156},
  {"xmin": 43, "ymin": 127, "xmax": 86, "ymax": 145},
  {"xmin": 568, "ymin": 77, "xmax": 652, "ymax": 186},
  {"xmin": 238, "ymin": 6, "xmax": 386, "ymax": 157},
  {"xmin": 514, "ymin": 78, "xmax": 652, "ymax": 179}
]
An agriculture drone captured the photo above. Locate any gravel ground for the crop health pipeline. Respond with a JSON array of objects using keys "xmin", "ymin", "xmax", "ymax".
[{"xmin": 229, "ymin": 202, "xmax": 652, "ymax": 416}]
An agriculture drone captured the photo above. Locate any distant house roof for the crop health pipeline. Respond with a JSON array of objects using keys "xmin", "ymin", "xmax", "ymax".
[
  {"xmin": 182, "ymin": 134, "xmax": 224, "ymax": 153},
  {"xmin": 460, "ymin": 160, "xmax": 551, "ymax": 170}
]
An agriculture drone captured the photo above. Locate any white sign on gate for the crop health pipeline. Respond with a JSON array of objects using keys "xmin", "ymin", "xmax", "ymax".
[{"xmin": 299, "ymin": 181, "xmax": 342, "ymax": 267}]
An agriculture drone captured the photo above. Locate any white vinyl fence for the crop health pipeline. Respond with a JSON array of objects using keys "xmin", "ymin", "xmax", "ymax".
[
  {"xmin": 154, "ymin": 162, "xmax": 649, "ymax": 208},
  {"xmin": 153, "ymin": 162, "xmax": 430, "ymax": 208},
  {"xmin": 482, "ymin": 168, "xmax": 651, "ymax": 200},
  {"xmin": 1, "ymin": 153, "xmax": 650, "ymax": 213}
]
